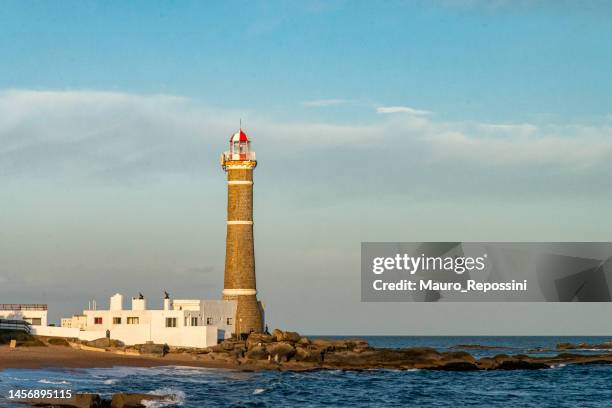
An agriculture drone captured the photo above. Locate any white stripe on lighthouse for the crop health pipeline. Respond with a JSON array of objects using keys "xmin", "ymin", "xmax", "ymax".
[
  {"xmin": 228, "ymin": 180, "xmax": 253, "ymax": 185},
  {"xmin": 223, "ymin": 289, "xmax": 257, "ymax": 296},
  {"xmin": 227, "ymin": 220, "xmax": 253, "ymax": 225}
]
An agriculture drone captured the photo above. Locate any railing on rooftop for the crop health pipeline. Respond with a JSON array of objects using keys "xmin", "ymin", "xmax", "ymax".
[
  {"xmin": 0, "ymin": 304, "xmax": 48, "ymax": 311},
  {"xmin": 222, "ymin": 151, "xmax": 256, "ymax": 161},
  {"xmin": 0, "ymin": 318, "xmax": 32, "ymax": 334}
]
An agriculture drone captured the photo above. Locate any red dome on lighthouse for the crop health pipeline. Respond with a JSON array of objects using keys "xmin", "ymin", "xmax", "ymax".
[{"xmin": 230, "ymin": 129, "xmax": 249, "ymax": 143}]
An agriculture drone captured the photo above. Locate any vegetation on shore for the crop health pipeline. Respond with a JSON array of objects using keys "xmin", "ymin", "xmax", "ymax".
[{"xmin": 0, "ymin": 329, "xmax": 46, "ymax": 347}]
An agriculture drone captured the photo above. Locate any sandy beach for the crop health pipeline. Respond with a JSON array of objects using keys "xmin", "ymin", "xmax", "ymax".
[{"xmin": 0, "ymin": 345, "xmax": 242, "ymax": 371}]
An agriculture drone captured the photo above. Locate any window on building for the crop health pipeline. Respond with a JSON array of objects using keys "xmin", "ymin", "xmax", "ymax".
[
  {"xmin": 191, "ymin": 317, "xmax": 198, "ymax": 326},
  {"xmin": 226, "ymin": 318, "xmax": 232, "ymax": 325},
  {"xmin": 94, "ymin": 317, "xmax": 103, "ymax": 325},
  {"xmin": 30, "ymin": 318, "xmax": 42, "ymax": 326},
  {"xmin": 206, "ymin": 317, "xmax": 213, "ymax": 325},
  {"xmin": 166, "ymin": 317, "xmax": 177, "ymax": 328},
  {"xmin": 113, "ymin": 317, "xmax": 122, "ymax": 324},
  {"xmin": 127, "ymin": 317, "xmax": 139, "ymax": 324}
]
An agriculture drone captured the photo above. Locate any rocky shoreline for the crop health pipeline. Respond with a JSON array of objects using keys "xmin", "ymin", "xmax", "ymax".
[
  {"xmin": 192, "ymin": 330, "xmax": 612, "ymax": 371},
  {"xmin": 5, "ymin": 329, "xmax": 612, "ymax": 373}
]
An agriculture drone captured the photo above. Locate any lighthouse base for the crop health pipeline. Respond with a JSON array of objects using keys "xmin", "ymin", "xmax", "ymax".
[{"xmin": 223, "ymin": 294, "xmax": 264, "ymax": 335}]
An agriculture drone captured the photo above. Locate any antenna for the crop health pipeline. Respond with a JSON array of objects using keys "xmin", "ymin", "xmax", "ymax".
[{"xmin": 240, "ymin": 118, "xmax": 242, "ymax": 130}]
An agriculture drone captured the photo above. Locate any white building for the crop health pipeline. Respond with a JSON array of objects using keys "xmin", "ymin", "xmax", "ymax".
[
  {"xmin": 60, "ymin": 315, "xmax": 87, "ymax": 329},
  {"xmin": 0, "ymin": 304, "xmax": 48, "ymax": 326},
  {"xmin": 58, "ymin": 293, "xmax": 236, "ymax": 348}
]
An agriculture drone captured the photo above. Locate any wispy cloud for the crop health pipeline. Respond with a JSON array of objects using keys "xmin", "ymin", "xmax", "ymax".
[
  {"xmin": 376, "ymin": 106, "xmax": 432, "ymax": 115},
  {"xmin": 1, "ymin": 89, "xmax": 611, "ymax": 185},
  {"xmin": 302, "ymin": 99, "xmax": 347, "ymax": 107}
]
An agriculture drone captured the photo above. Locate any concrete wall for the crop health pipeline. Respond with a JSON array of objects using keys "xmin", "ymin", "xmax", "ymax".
[
  {"xmin": 151, "ymin": 326, "xmax": 216, "ymax": 348},
  {"xmin": 105, "ymin": 324, "xmax": 151, "ymax": 345},
  {"xmin": 78, "ymin": 330, "xmax": 104, "ymax": 342},
  {"xmin": 31, "ymin": 324, "xmax": 215, "ymax": 348},
  {"xmin": 31, "ymin": 326, "xmax": 80, "ymax": 338}
]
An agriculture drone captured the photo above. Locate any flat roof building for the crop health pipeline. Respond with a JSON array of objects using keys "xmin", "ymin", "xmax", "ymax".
[{"xmin": 0, "ymin": 304, "xmax": 48, "ymax": 326}]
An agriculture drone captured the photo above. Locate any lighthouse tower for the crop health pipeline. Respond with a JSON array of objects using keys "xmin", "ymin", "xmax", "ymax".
[{"xmin": 220, "ymin": 129, "xmax": 264, "ymax": 336}]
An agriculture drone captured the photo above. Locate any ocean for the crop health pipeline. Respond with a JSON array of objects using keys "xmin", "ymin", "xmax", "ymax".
[{"xmin": 2, "ymin": 336, "xmax": 612, "ymax": 407}]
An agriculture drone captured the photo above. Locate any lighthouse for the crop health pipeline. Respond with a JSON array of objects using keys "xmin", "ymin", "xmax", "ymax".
[{"xmin": 220, "ymin": 129, "xmax": 264, "ymax": 336}]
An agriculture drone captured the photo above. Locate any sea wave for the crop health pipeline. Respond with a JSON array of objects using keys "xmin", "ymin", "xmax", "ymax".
[
  {"xmin": 38, "ymin": 379, "xmax": 70, "ymax": 385},
  {"xmin": 144, "ymin": 388, "xmax": 186, "ymax": 407}
]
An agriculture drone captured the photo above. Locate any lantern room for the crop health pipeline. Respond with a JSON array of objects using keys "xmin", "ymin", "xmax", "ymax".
[
  {"xmin": 227, "ymin": 129, "xmax": 255, "ymax": 161},
  {"xmin": 221, "ymin": 129, "xmax": 257, "ymax": 167}
]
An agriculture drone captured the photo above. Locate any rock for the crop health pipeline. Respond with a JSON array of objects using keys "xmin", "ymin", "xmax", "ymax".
[
  {"xmin": 310, "ymin": 339, "xmax": 337, "ymax": 352},
  {"xmin": 246, "ymin": 333, "xmax": 275, "ymax": 349},
  {"xmin": 207, "ymin": 344, "xmax": 226, "ymax": 352},
  {"xmin": 271, "ymin": 329, "xmax": 283, "ymax": 341},
  {"xmin": 208, "ymin": 351, "xmax": 237, "ymax": 361},
  {"xmin": 279, "ymin": 331, "xmax": 301, "ymax": 343},
  {"xmin": 344, "ymin": 339, "xmax": 369, "ymax": 350},
  {"xmin": 245, "ymin": 345, "xmax": 269, "ymax": 360},
  {"xmin": 297, "ymin": 337, "xmax": 310, "ymax": 346},
  {"xmin": 22, "ymin": 393, "xmax": 101, "ymax": 408},
  {"xmin": 85, "ymin": 338, "xmax": 124, "ymax": 349},
  {"xmin": 496, "ymin": 359, "xmax": 548, "ymax": 370},
  {"xmin": 309, "ymin": 338, "xmax": 369, "ymax": 352},
  {"xmin": 110, "ymin": 393, "xmax": 173, "ymax": 408},
  {"xmin": 444, "ymin": 351, "xmax": 476, "ymax": 363},
  {"xmin": 294, "ymin": 346, "xmax": 323, "ymax": 363},
  {"xmin": 557, "ymin": 341, "xmax": 612, "ymax": 350},
  {"xmin": 135, "ymin": 343, "xmax": 168, "ymax": 356},
  {"xmin": 476, "ymin": 357, "xmax": 496, "ymax": 370},
  {"xmin": 271, "ymin": 329, "xmax": 301, "ymax": 343},
  {"xmin": 47, "ymin": 337, "xmax": 70, "ymax": 346},
  {"xmin": 476, "ymin": 355, "xmax": 549, "ymax": 370},
  {"xmin": 267, "ymin": 342, "xmax": 296, "ymax": 362},
  {"xmin": 324, "ymin": 347, "xmax": 444, "ymax": 369}
]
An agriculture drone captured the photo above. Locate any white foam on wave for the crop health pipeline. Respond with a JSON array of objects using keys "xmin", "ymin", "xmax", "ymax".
[
  {"xmin": 551, "ymin": 363, "xmax": 567, "ymax": 369},
  {"xmin": 38, "ymin": 379, "xmax": 70, "ymax": 385},
  {"xmin": 103, "ymin": 379, "xmax": 118, "ymax": 385},
  {"xmin": 143, "ymin": 388, "xmax": 186, "ymax": 407},
  {"xmin": 253, "ymin": 388, "xmax": 265, "ymax": 395}
]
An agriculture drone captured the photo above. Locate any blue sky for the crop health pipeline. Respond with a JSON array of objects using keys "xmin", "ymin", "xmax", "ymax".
[
  {"xmin": 2, "ymin": 1, "xmax": 611, "ymax": 124},
  {"xmin": 1, "ymin": 1, "xmax": 612, "ymax": 334}
]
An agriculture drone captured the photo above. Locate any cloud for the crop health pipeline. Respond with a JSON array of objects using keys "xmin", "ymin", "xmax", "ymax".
[
  {"xmin": 302, "ymin": 99, "xmax": 347, "ymax": 107},
  {"xmin": 1, "ymin": 89, "xmax": 611, "ymax": 189},
  {"xmin": 424, "ymin": 125, "xmax": 612, "ymax": 169},
  {"xmin": 376, "ymin": 106, "xmax": 432, "ymax": 115},
  {"xmin": 0, "ymin": 89, "xmax": 234, "ymax": 181}
]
